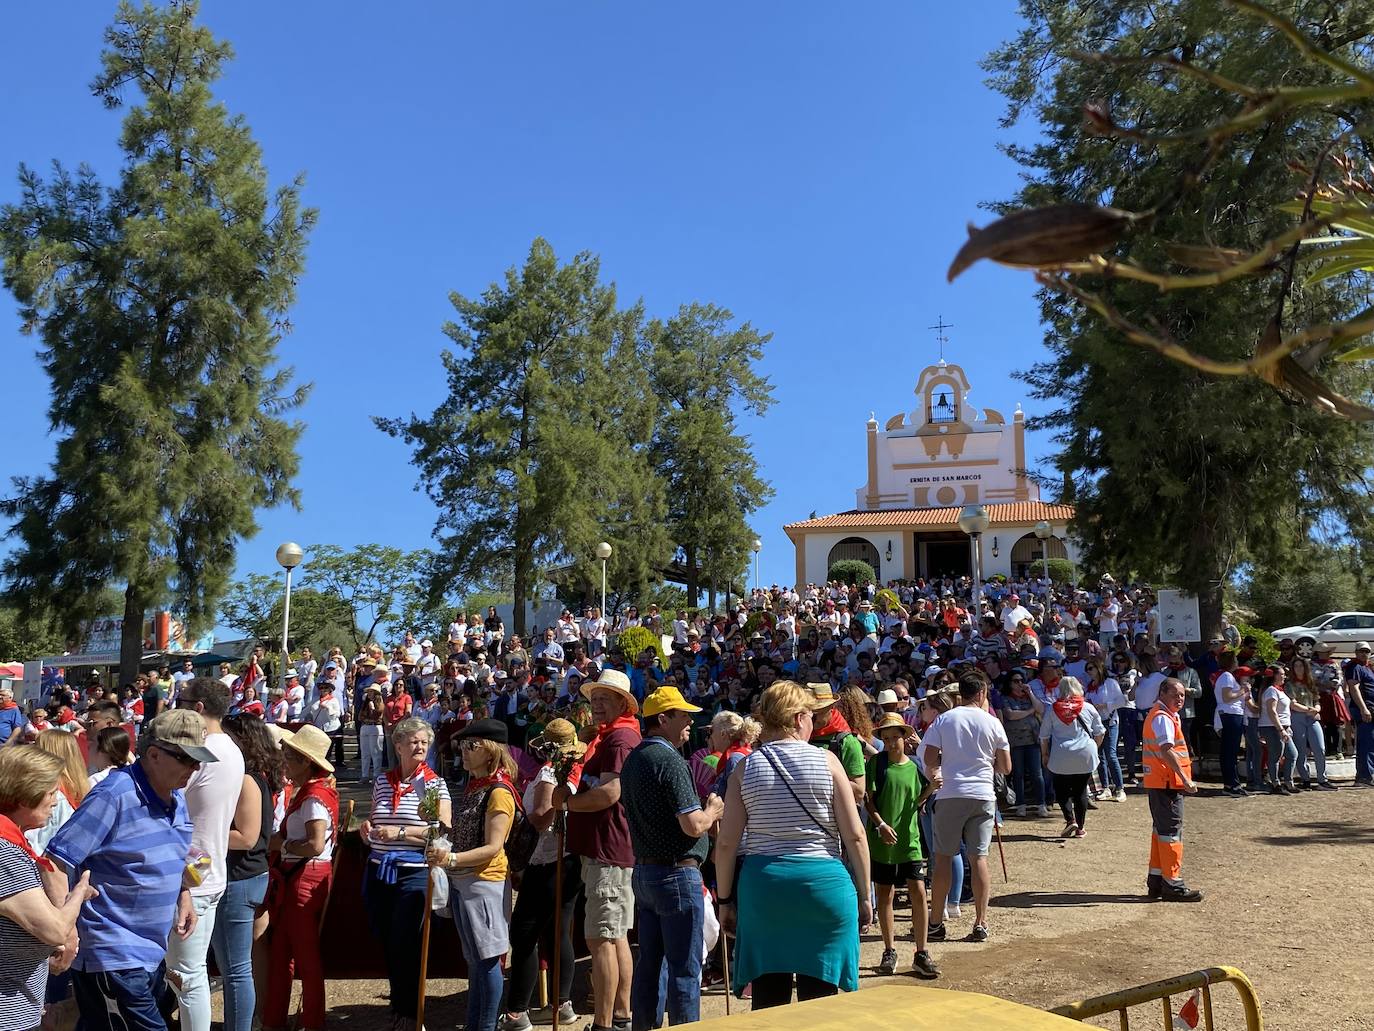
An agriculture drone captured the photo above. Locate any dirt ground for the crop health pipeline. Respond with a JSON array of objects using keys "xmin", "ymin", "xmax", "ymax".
[{"xmin": 255, "ymin": 783, "xmax": 1372, "ymax": 1031}]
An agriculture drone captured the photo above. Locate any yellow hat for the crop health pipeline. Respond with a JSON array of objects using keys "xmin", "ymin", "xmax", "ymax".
[{"xmin": 642, "ymin": 685, "xmax": 703, "ymax": 718}]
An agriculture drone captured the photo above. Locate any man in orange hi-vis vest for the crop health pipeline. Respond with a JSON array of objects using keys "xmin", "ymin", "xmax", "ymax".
[{"xmin": 1142, "ymin": 678, "xmax": 1203, "ymax": 902}]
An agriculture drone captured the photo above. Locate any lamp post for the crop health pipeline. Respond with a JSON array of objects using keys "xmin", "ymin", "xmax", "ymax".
[
  {"xmin": 751, "ymin": 538, "xmax": 762, "ymax": 592},
  {"xmin": 595, "ymin": 541, "xmax": 612, "ymax": 617},
  {"xmin": 275, "ymin": 542, "xmax": 304, "ymax": 684},
  {"xmin": 957, "ymin": 506, "xmax": 990, "ymax": 617},
  {"xmin": 1034, "ymin": 520, "xmax": 1053, "ymax": 589}
]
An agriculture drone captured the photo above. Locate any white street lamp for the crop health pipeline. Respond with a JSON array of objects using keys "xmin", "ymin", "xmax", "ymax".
[
  {"xmin": 1034, "ymin": 520, "xmax": 1053, "ymax": 587},
  {"xmin": 275, "ymin": 542, "xmax": 304, "ymax": 684},
  {"xmin": 751, "ymin": 538, "xmax": 762, "ymax": 592},
  {"xmin": 957, "ymin": 506, "xmax": 990, "ymax": 617},
  {"xmin": 595, "ymin": 541, "xmax": 612, "ymax": 617}
]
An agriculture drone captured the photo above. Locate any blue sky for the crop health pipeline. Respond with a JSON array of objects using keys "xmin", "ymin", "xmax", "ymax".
[{"xmin": 1, "ymin": 1, "xmax": 1046, "ymax": 617}]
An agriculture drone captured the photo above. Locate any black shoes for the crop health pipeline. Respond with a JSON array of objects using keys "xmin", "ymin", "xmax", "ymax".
[
  {"xmin": 926, "ymin": 922, "xmax": 947, "ymax": 942},
  {"xmin": 1158, "ymin": 883, "xmax": 1203, "ymax": 903}
]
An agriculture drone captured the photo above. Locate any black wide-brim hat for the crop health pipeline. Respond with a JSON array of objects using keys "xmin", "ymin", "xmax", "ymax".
[{"xmin": 454, "ymin": 717, "xmax": 509, "ymax": 745}]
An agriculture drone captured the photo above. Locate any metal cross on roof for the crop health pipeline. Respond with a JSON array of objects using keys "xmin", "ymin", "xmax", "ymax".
[{"xmin": 928, "ymin": 315, "xmax": 953, "ymax": 363}]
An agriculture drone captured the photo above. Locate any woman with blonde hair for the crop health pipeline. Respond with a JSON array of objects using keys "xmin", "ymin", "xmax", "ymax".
[
  {"xmin": 715, "ymin": 682, "xmax": 872, "ymax": 1008},
  {"xmin": 1039, "ymin": 676, "xmax": 1105, "ymax": 838},
  {"xmin": 27, "ymin": 730, "xmax": 90, "ymax": 851},
  {"xmin": 429, "ymin": 719, "xmax": 517, "ymax": 1031},
  {"xmin": 696, "ymin": 709, "xmax": 762, "ymax": 801}
]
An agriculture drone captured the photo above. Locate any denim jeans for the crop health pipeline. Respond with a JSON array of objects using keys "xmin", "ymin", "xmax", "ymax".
[
  {"xmin": 464, "ymin": 955, "xmax": 503, "ymax": 1031},
  {"xmin": 364, "ymin": 863, "xmax": 429, "ymax": 1018},
  {"xmin": 630, "ymin": 864, "xmax": 704, "ymax": 1030},
  {"xmin": 1120, "ymin": 710, "xmax": 1143, "ymax": 780},
  {"xmin": 1245, "ymin": 719, "xmax": 1263, "ymax": 787},
  {"xmin": 73, "ymin": 963, "xmax": 172, "ymax": 1031},
  {"xmin": 1009, "ymin": 743, "xmax": 1044, "ymax": 807},
  {"xmin": 1290, "ymin": 711, "xmax": 1327, "ymax": 784},
  {"xmin": 1097, "ymin": 719, "xmax": 1123, "ymax": 792},
  {"xmin": 165, "ymin": 889, "xmax": 222, "ymax": 1031},
  {"xmin": 1356, "ymin": 718, "xmax": 1374, "ymax": 782},
  {"xmin": 1260, "ymin": 726, "xmax": 1299, "ymax": 785},
  {"xmin": 1219, "ymin": 713, "xmax": 1245, "ymax": 790},
  {"xmin": 210, "ymin": 873, "xmax": 268, "ymax": 1031}
]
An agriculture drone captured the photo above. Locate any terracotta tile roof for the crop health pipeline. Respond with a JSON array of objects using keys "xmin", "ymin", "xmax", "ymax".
[{"xmin": 783, "ymin": 501, "xmax": 1075, "ymax": 534}]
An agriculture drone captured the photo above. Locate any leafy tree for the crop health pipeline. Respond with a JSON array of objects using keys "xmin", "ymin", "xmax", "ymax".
[
  {"xmin": 983, "ymin": 0, "xmax": 1374, "ymax": 637},
  {"xmin": 1238, "ymin": 544, "xmax": 1367, "ymax": 631},
  {"xmin": 829, "ymin": 559, "xmax": 876, "ymax": 586},
  {"xmin": 218, "ymin": 574, "xmax": 355, "ymax": 657},
  {"xmin": 377, "ymin": 239, "xmax": 672, "ymax": 635},
  {"xmin": 0, "ymin": 1, "xmax": 313, "ymax": 682},
  {"xmin": 0, "ymin": 607, "xmax": 69, "ymax": 660},
  {"xmin": 304, "ymin": 544, "xmax": 433, "ymax": 651},
  {"xmin": 647, "ymin": 304, "xmax": 774, "ymax": 602}
]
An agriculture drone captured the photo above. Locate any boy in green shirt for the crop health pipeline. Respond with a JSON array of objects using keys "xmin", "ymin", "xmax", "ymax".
[{"xmin": 865, "ymin": 713, "xmax": 939, "ymax": 979}]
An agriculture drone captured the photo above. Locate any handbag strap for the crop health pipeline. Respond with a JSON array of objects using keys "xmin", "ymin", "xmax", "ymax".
[{"xmin": 755, "ymin": 745, "xmax": 836, "ymax": 844}]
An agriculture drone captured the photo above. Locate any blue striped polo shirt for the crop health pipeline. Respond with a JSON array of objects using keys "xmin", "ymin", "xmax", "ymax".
[{"xmin": 46, "ymin": 762, "xmax": 193, "ymax": 971}]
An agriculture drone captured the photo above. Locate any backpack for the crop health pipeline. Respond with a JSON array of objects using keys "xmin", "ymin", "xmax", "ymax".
[{"xmin": 871, "ymin": 750, "xmax": 891, "ymax": 800}]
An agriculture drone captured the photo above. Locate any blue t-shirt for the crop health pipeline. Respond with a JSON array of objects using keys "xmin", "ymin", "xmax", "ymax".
[
  {"xmin": 0, "ymin": 706, "xmax": 24, "ymax": 746},
  {"xmin": 46, "ymin": 763, "xmax": 192, "ymax": 972},
  {"xmin": 1348, "ymin": 661, "xmax": 1374, "ymax": 710}
]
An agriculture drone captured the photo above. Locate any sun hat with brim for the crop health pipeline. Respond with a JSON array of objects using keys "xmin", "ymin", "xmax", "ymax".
[
  {"xmin": 1315, "ymin": 641, "xmax": 1337, "ymax": 653},
  {"xmin": 1357, "ymin": 642, "xmax": 1373, "ymax": 653},
  {"xmin": 281, "ymin": 725, "xmax": 334, "ymax": 774},
  {"xmin": 145, "ymin": 710, "xmax": 220, "ymax": 764},
  {"xmin": 267, "ymin": 724, "xmax": 292, "ymax": 746},
  {"xmin": 875, "ymin": 713, "xmax": 917, "ymax": 739},
  {"xmin": 455, "ymin": 717, "xmax": 509, "ymax": 745},
  {"xmin": 580, "ymin": 669, "xmax": 639, "ymax": 714},
  {"xmin": 805, "ymin": 682, "xmax": 837, "ymax": 708},
  {"xmin": 643, "ymin": 685, "xmax": 703, "ymax": 717},
  {"xmin": 528, "ymin": 717, "xmax": 587, "ymax": 758},
  {"xmin": 876, "ymin": 689, "xmax": 899, "ymax": 706}
]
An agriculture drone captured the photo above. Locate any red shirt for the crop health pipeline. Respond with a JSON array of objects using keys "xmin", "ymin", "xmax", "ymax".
[
  {"xmin": 566, "ymin": 724, "xmax": 640, "ymax": 867},
  {"xmin": 384, "ymin": 692, "xmax": 412, "ymax": 726}
]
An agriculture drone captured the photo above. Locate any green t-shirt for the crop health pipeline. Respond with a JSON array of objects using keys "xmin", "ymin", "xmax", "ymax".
[
  {"xmin": 865, "ymin": 754, "xmax": 924, "ymax": 864},
  {"xmin": 813, "ymin": 732, "xmax": 866, "ymax": 780}
]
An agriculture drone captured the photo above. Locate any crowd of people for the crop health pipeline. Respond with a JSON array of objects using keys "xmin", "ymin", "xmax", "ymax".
[{"xmin": 1, "ymin": 573, "xmax": 1370, "ymax": 1031}]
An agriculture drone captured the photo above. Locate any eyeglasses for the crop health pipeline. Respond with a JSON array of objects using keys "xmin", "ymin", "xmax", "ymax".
[
  {"xmin": 460, "ymin": 739, "xmax": 487, "ymax": 752},
  {"xmin": 154, "ymin": 745, "xmax": 200, "ymax": 769}
]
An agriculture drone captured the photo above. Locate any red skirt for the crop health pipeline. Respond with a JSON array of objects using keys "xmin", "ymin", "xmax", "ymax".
[{"xmin": 1319, "ymin": 689, "xmax": 1352, "ymax": 724}]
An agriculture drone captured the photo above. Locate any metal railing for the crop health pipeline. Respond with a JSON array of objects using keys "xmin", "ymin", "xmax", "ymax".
[{"xmin": 1050, "ymin": 966, "xmax": 1263, "ymax": 1031}]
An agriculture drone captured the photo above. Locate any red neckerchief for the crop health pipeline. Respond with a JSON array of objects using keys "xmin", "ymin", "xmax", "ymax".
[
  {"xmin": 385, "ymin": 761, "xmax": 436, "ymax": 812},
  {"xmin": 284, "ymin": 775, "xmax": 339, "ymax": 840},
  {"xmin": 810, "ymin": 707, "xmax": 852, "ymax": 741},
  {"xmin": 0, "ymin": 700, "xmax": 15, "ymax": 711},
  {"xmin": 465, "ymin": 767, "xmax": 512, "ymax": 794},
  {"xmin": 0, "ymin": 813, "xmax": 53, "ymax": 872},
  {"xmin": 710, "ymin": 741, "xmax": 752, "ymax": 766},
  {"xmin": 1052, "ymin": 695, "xmax": 1085, "ymax": 725},
  {"xmin": 574, "ymin": 713, "xmax": 639, "ymax": 789}
]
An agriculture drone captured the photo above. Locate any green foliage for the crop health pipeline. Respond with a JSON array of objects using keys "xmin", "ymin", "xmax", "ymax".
[
  {"xmin": 0, "ymin": 606, "xmax": 69, "ymax": 660},
  {"xmin": 985, "ymin": 1, "xmax": 1374, "ymax": 637},
  {"xmin": 218, "ymin": 574, "xmax": 355, "ymax": 657},
  {"xmin": 1232, "ymin": 622, "xmax": 1279, "ymax": 665},
  {"xmin": 742, "ymin": 610, "xmax": 775, "ymax": 640},
  {"xmin": 829, "ymin": 559, "xmax": 876, "ymax": 586},
  {"xmin": 875, "ymin": 588, "xmax": 901, "ymax": 611},
  {"xmin": 1045, "ymin": 558, "xmax": 1075, "ymax": 584},
  {"xmin": 647, "ymin": 304, "xmax": 775, "ymax": 599},
  {"xmin": 0, "ymin": 1, "xmax": 313, "ymax": 679},
  {"xmin": 376, "ymin": 239, "xmax": 673, "ymax": 635},
  {"xmin": 1238, "ymin": 544, "xmax": 1367, "ymax": 632},
  {"xmin": 304, "ymin": 544, "xmax": 440, "ymax": 650},
  {"xmin": 615, "ymin": 624, "xmax": 665, "ymax": 665}
]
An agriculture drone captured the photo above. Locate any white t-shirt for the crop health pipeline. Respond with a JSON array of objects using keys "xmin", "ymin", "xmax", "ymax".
[
  {"xmin": 1135, "ymin": 671, "xmax": 1167, "ymax": 712},
  {"xmin": 1099, "ymin": 599, "xmax": 1120, "ymax": 633},
  {"xmin": 1214, "ymin": 671, "xmax": 1245, "ymax": 716},
  {"xmin": 525, "ymin": 765, "xmax": 578, "ymax": 866},
  {"xmin": 282, "ymin": 796, "xmax": 334, "ymax": 864},
  {"xmin": 921, "ymin": 705, "xmax": 1010, "ymax": 802},
  {"xmin": 184, "ymin": 731, "xmax": 246, "ymax": 897},
  {"xmin": 1001, "ymin": 605, "xmax": 1031, "ymax": 633},
  {"xmin": 1149, "ymin": 709, "xmax": 1177, "ymax": 746},
  {"xmin": 1259, "ymin": 687, "xmax": 1291, "ymax": 729}
]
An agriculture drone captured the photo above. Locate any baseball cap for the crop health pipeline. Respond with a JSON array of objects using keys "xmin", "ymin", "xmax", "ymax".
[
  {"xmin": 642, "ymin": 686, "xmax": 703, "ymax": 717},
  {"xmin": 144, "ymin": 710, "xmax": 219, "ymax": 764}
]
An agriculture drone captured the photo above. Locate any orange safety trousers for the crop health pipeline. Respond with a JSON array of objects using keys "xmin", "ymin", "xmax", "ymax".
[{"xmin": 1146, "ymin": 787, "xmax": 1185, "ymax": 886}]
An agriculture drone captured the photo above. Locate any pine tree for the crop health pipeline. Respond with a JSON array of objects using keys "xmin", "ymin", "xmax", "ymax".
[
  {"xmin": 0, "ymin": 1, "xmax": 314, "ymax": 681},
  {"xmin": 985, "ymin": 0, "xmax": 1374, "ymax": 634},
  {"xmin": 647, "ymin": 304, "xmax": 774, "ymax": 605},
  {"xmin": 378, "ymin": 238, "xmax": 671, "ymax": 634}
]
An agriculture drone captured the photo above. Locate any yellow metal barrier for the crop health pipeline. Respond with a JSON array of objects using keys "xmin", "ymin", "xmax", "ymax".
[{"xmin": 1050, "ymin": 966, "xmax": 1262, "ymax": 1031}]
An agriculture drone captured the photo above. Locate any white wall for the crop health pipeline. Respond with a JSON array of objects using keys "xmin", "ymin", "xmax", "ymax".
[{"xmin": 802, "ymin": 531, "xmax": 906, "ymax": 585}]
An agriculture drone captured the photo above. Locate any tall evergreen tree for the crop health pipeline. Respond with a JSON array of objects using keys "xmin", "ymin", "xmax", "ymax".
[
  {"xmin": 648, "ymin": 304, "xmax": 774, "ymax": 604},
  {"xmin": 0, "ymin": 1, "xmax": 313, "ymax": 681},
  {"xmin": 378, "ymin": 239, "xmax": 671, "ymax": 634},
  {"xmin": 985, "ymin": 0, "xmax": 1374, "ymax": 634}
]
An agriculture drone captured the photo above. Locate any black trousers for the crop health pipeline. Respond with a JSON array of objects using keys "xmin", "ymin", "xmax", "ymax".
[
  {"xmin": 1053, "ymin": 772, "xmax": 1090, "ymax": 828},
  {"xmin": 505, "ymin": 853, "xmax": 583, "ymax": 1012},
  {"xmin": 750, "ymin": 973, "xmax": 837, "ymax": 1010}
]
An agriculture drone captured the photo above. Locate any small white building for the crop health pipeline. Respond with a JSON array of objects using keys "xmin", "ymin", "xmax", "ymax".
[{"xmin": 785, "ymin": 359, "xmax": 1078, "ymax": 584}]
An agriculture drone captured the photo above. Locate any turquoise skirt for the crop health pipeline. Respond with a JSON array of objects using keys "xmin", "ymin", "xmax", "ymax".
[{"xmin": 732, "ymin": 854, "xmax": 859, "ymax": 996}]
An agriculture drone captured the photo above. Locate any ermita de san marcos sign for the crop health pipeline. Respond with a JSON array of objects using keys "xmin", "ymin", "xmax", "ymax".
[{"xmin": 908, "ymin": 472, "xmax": 983, "ymax": 484}]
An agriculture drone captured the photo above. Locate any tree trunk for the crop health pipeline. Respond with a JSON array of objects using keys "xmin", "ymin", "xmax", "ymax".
[
  {"xmin": 708, "ymin": 583, "xmax": 717, "ymax": 613},
  {"xmin": 119, "ymin": 584, "xmax": 145, "ymax": 685},
  {"xmin": 512, "ymin": 547, "xmax": 531, "ymax": 638},
  {"xmin": 684, "ymin": 544, "xmax": 698, "ymax": 611}
]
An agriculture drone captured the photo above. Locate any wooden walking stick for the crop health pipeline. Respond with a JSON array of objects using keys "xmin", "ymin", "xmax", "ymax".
[
  {"xmin": 720, "ymin": 923, "xmax": 731, "ymax": 1015},
  {"xmin": 994, "ymin": 817, "xmax": 1009, "ymax": 883},
  {"xmin": 416, "ymin": 786, "xmax": 446, "ymax": 1031}
]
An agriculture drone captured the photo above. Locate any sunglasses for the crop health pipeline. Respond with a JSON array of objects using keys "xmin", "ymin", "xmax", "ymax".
[{"xmin": 155, "ymin": 745, "xmax": 200, "ymax": 769}]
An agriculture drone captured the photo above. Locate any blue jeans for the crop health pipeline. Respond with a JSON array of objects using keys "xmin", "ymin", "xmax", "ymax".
[
  {"xmin": 1009, "ymin": 743, "xmax": 1044, "ymax": 807},
  {"xmin": 1098, "ymin": 719, "xmax": 1122, "ymax": 792},
  {"xmin": 1219, "ymin": 713, "xmax": 1245, "ymax": 789},
  {"xmin": 73, "ymin": 964, "xmax": 172, "ymax": 1031},
  {"xmin": 1120, "ymin": 710, "xmax": 1143, "ymax": 780},
  {"xmin": 630, "ymin": 864, "xmax": 704, "ymax": 1030},
  {"xmin": 1245, "ymin": 719, "xmax": 1263, "ymax": 787},
  {"xmin": 1356, "ymin": 718, "xmax": 1374, "ymax": 782},
  {"xmin": 165, "ymin": 889, "xmax": 221, "ymax": 1031},
  {"xmin": 1261, "ymin": 726, "xmax": 1299, "ymax": 785},
  {"xmin": 211, "ymin": 873, "xmax": 268, "ymax": 1031},
  {"xmin": 1291, "ymin": 712, "xmax": 1326, "ymax": 784},
  {"xmin": 465, "ymin": 955, "xmax": 503, "ymax": 1031}
]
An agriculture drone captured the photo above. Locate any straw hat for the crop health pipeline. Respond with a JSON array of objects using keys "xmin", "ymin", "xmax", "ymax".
[
  {"xmin": 806, "ymin": 682, "xmax": 837, "ymax": 708},
  {"xmin": 580, "ymin": 668, "xmax": 639, "ymax": 714},
  {"xmin": 528, "ymin": 717, "xmax": 587, "ymax": 758},
  {"xmin": 281, "ymin": 724, "xmax": 335, "ymax": 774},
  {"xmin": 875, "ymin": 713, "xmax": 917, "ymax": 740}
]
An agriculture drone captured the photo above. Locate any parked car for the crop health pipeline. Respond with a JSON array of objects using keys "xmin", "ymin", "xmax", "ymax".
[{"xmin": 1270, "ymin": 612, "xmax": 1374, "ymax": 656}]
